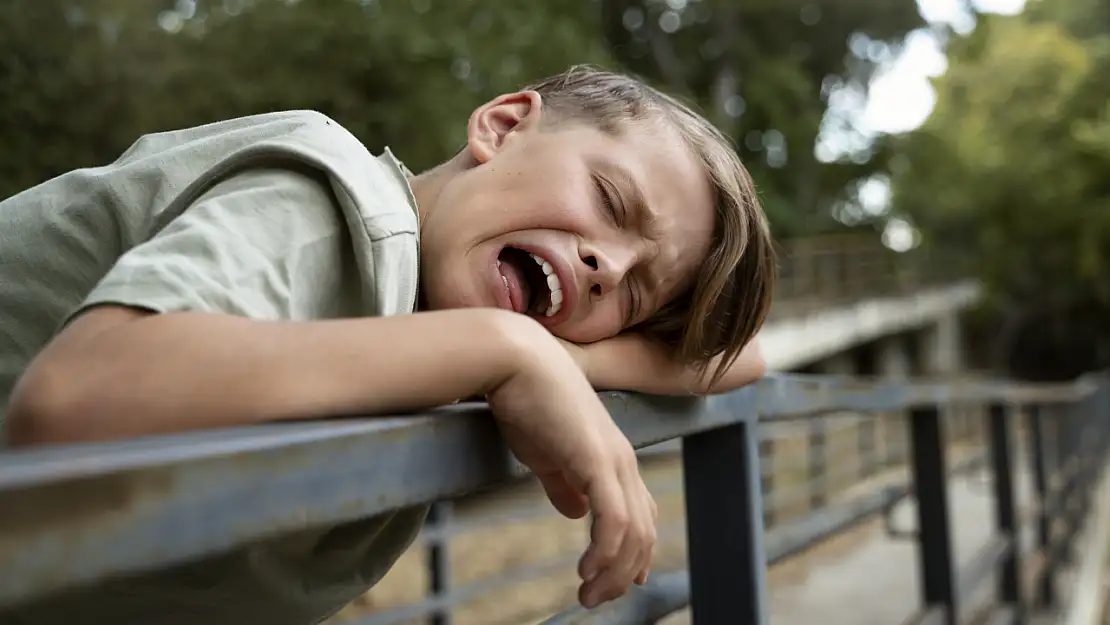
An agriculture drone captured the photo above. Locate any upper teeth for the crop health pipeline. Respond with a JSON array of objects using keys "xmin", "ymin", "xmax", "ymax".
[
  {"xmin": 495, "ymin": 252, "xmax": 564, "ymax": 317},
  {"xmin": 530, "ymin": 253, "xmax": 563, "ymax": 317}
]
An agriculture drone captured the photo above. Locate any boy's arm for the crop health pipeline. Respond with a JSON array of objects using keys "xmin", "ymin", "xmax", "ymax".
[
  {"xmin": 7, "ymin": 306, "xmax": 545, "ymax": 446},
  {"xmin": 6, "ymin": 166, "xmax": 660, "ymax": 605},
  {"xmin": 4, "ymin": 168, "xmax": 530, "ymax": 445},
  {"xmin": 571, "ymin": 334, "xmax": 767, "ymax": 396}
]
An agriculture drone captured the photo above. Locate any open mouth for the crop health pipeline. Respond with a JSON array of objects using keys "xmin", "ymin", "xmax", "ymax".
[{"xmin": 496, "ymin": 247, "xmax": 564, "ymax": 317}]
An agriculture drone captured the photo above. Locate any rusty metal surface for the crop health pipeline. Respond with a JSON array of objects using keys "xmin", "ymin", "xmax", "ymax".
[
  {"xmin": 0, "ymin": 373, "xmax": 1094, "ymax": 607},
  {"xmin": 538, "ymin": 570, "xmax": 691, "ymax": 625}
]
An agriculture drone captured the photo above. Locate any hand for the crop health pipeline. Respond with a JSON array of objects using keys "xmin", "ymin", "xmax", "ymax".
[{"xmin": 487, "ymin": 320, "xmax": 657, "ymax": 608}]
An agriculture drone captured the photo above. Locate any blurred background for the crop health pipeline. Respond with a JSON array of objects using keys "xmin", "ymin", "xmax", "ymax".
[
  {"xmin": 3, "ymin": 0, "xmax": 1109, "ymax": 381},
  {"xmin": 3, "ymin": 0, "xmax": 1110, "ymax": 623}
]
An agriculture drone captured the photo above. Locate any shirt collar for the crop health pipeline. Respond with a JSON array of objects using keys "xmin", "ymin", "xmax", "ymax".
[{"xmin": 376, "ymin": 147, "xmax": 419, "ymax": 219}]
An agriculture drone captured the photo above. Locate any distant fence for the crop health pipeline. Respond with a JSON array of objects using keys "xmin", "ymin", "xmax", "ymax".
[
  {"xmin": 1, "ymin": 373, "xmax": 1106, "ymax": 625},
  {"xmin": 771, "ymin": 234, "xmax": 959, "ymax": 320}
]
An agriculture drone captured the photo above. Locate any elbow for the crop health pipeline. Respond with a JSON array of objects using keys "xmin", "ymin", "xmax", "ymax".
[
  {"xmin": 748, "ymin": 342, "xmax": 768, "ymax": 382},
  {"xmin": 698, "ymin": 339, "xmax": 767, "ymax": 396},
  {"xmin": 6, "ymin": 363, "xmax": 92, "ymax": 448},
  {"xmin": 6, "ymin": 306, "xmax": 148, "ymax": 447}
]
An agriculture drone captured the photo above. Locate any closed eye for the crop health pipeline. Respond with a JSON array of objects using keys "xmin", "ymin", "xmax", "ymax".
[
  {"xmin": 593, "ymin": 175, "xmax": 624, "ymax": 226},
  {"xmin": 625, "ymin": 279, "xmax": 641, "ymax": 327}
]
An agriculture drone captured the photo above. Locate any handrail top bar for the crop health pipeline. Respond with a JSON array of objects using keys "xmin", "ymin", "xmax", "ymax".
[
  {"xmin": 0, "ymin": 373, "xmax": 1091, "ymax": 489},
  {"xmin": 0, "ymin": 372, "xmax": 1097, "ymax": 607}
]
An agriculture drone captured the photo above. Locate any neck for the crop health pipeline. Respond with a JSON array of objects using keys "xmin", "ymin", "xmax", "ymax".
[
  {"xmin": 409, "ymin": 151, "xmax": 475, "ymax": 312},
  {"xmin": 407, "ymin": 152, "xmax": 473, "ymax": 229}
]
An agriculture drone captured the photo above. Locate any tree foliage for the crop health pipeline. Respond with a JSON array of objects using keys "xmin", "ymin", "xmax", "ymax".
[
  {"xmin": 0, "ymin": 0, "xmax": 923, "ymax": 241},
  {"xmin": 890, "ymin": 2, "xmax": 1110, "ymax": 378}
]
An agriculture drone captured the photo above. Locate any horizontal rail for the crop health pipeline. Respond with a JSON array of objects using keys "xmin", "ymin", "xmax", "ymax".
[{"xmin": 0, "ymin": 373, "xmax": 1099, "ymax": 609}]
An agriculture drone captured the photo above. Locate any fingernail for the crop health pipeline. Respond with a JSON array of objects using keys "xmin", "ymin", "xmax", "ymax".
[{"xmin": 584, "ymin": 567, "xmax": 598, "ymax": 583}]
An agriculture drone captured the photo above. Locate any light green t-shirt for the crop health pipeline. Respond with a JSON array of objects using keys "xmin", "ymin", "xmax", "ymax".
[{"xmin": 0, "ymin": 111, "xmax": 429, "ymax": 625}]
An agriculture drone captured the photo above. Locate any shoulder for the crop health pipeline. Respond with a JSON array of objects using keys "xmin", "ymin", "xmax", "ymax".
[
  {"xmin": 223, "ymin": 114, "xmax": 421, "ymax": 316},
  {"xmin": 259, "ymin": 113, "xmax": 419, "ymax": 237}
]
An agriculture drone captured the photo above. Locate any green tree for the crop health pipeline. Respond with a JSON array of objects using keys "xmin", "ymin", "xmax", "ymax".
[
  {"xmin": 0, "ymin": 0, "xmax": 167, "ymax": 197},
  {"xmin": 599, "ymin": 0, "xmax": 925, "ymax": 236},
  {"xmin": 0, "ymin": 0, "xmax": 926, "ymax": 240},
  {"xmin": 890, "ymin": 8, "xmax": 1110, "ymax": 379}
]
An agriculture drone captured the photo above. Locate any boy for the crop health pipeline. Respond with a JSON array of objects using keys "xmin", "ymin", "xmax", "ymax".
[{"xmin": 0, "ymin": 66, "xmax": 773, "ymax": 624}]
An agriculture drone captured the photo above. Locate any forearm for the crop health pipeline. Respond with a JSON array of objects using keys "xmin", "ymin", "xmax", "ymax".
[
  {"xmin": 587, "ymin": 335, "xmax": 766, "ymax": 396},
  {"xmin": 6, "ymin": 308, "xmax": 531, "ymax": 446}
]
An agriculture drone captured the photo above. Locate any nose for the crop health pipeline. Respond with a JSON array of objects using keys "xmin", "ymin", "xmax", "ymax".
[{"xmin": 579, "ymin": 243, "xmax": 637, "ymax": 297}]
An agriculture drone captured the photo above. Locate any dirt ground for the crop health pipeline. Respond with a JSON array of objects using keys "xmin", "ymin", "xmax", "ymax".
[{"xmin": 325, "ymin": 411, "xmax": 983, "ymax": 625}]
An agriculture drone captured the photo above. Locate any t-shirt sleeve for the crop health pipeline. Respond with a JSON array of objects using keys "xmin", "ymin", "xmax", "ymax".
[{"xmin": 73, "ymin": 166, "xmax": 349, "ymax": 322}]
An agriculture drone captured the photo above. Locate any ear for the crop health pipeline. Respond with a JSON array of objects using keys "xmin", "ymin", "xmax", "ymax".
[{"xmin": 466, "ymin": 90, "xmax": 543, "ymax": 164}]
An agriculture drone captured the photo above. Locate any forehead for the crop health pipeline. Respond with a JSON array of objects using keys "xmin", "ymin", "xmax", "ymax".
[{"xmin": 594, "ymin": 119, "xmax": 717, "ymax": 296}]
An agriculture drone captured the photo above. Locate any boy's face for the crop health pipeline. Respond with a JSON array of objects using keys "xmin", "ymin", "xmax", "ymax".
[{"xmin": 417, "ymin": 91, "xmax": 716, "ymax": 344}]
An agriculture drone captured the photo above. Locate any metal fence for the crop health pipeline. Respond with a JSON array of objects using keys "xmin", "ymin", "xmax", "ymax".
[
  {"xmin": 1, "ymin": 373, "xmax": 1106, "ymax": 625},
  {"xmin": 770, "ymin": 234, "xmax": 958, "ymax": 320}
]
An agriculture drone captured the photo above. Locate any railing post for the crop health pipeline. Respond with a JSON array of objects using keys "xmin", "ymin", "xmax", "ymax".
[
  {"xmin": 808, "ymin": 419, "xmax": 827, "ymax": 511},
  {"xmin": 987, "ymin": 402, "xmax": 1024, "ymax": 621},
  {"xmin": 1024, "ymin": 403, "xmax": 1055, "ymax": 608},
  {"xmin": 908, "ymin": 403, "xmax": 958, "ymax": 625},
  {"xmin": 1100, "ymin": 382, "xmax": 1110, "ymax": 465},
  {"xmin": 683, "ymin": 415, "xmax": 769, "ymax": 625},
  {"xmin": 859, "ymin": 413, "xmax": 877, "ymax": 479},
  {"xmin": 1057, "ymin": 403, "xmax": 1078, "ymax": 567},
  {"xmin": 760, "ymin": 432, "xmax": 776, "ymax": 528},
  {"xmin": 426, "ymin": 501, "xmax": 454, "ymax": 625},
  {"xmin": 886, "ymin": 409, "xmax": 907, "ymax": 467}
]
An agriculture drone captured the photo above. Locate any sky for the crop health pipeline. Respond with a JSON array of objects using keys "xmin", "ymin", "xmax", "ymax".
[{"xmin": 863, "ymin": 0, "xmax": 1027, "ymax": 135}]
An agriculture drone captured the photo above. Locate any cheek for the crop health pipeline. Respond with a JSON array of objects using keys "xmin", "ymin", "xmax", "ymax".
[
  {"xmin": 557, "ymin": 299, "xmax": 626, "ymax": 343},
  {"xmin": 502, "ymin": 172, "xmax": 598, "ymax": 231},
  {"xmin": 521, "ymin": 197, "xmax": 595, "ymax": 234}
]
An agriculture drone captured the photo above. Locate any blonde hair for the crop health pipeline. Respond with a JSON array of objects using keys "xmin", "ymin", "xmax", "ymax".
[{"xmin": 524, "ymin": 65, "xmax": 776, "ymax": 387}]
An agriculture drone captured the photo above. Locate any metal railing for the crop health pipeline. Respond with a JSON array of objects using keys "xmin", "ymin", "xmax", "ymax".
[
  {"xmin": 1, "ymin": 373, "xmax": 1106, "ymax": 625},
  {"xmin": 771, "ymin": 234, "xmax": 959, "ymax": 320}
]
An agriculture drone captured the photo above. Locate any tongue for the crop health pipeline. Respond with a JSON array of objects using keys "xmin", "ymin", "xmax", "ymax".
[{"xmin": 498, "ymin": 256, "xmax": 533, "ymax": 314}]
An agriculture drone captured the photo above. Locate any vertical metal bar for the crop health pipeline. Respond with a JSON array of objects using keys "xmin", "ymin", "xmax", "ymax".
[
  {"xmin": 1059, "ymin": 402, "xmax": 1078, "ymax": 567},
  {"xmin": 895, "ymin": 410, "xmax": 909, "ymax": 465},
  {"xmin": 859, "ymin": 413, "xmax": 877, "ymax": 479},
  {"xmin": 884, "ymin": 411, "xmax": 898, "ymax": 468},
  {"xmin": 1075, "ymin": 391, "xmax": 1099, "ymax": 539},
  {"xmin": 808, "ymin": 419, "xmax": 827, "ymax": 510},
  {"xmin": 760, "ymin": 431, "xmax": 776, "ymax": 528},
  {"xmin": 908, "ymin": 404, "xmax": 958, "ymax": 625},
  {"xmin": 683, "ymin": 417, "xmax": 769, "ymax": 625},
  {"xmin": 1075, "ymin": 397, "xmax": 1092, "ymax": 528},
  {"xmin": 987, "ymin": 402, "xmax": 1024, "ymax": 620},
  {"xmin": 1100, "ymin": 382, "xmax": 1110, "ymax": 464},
  {"xmin": 1025, "ymin": 403, "xmax": 1055, "ymax": 608},
  {"xmin": 426, "ymin": 501, "xmax": 453, "ymax": 625}
]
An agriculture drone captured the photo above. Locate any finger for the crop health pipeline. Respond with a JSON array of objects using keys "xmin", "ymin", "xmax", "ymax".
[
  {"xmin": 538, "ymin": 472, "xmax": 589, "ymax": 519},
  {"xmin": 639, "ymin": 490, "xmax": 657, "ymax": 583},
  {"xmin": 578, "ymin": 472, "xmax": 628, "ymax": 584},
  {"xmin": 582, "ymin": 533, "xmax": 641, "ymax": 606},
  {"xmin": 584, "ymin": 476, "xmax": 653, "ymax": 605},
  {"xmin": 634, "ymin": 536, "xmax": 654, "ymax": 585}
]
